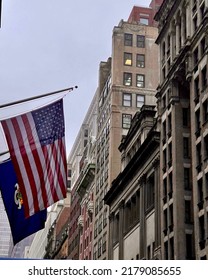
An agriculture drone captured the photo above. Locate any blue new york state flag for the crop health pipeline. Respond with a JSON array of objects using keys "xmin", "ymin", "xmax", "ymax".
[{"xmin": 0, "ymin": 159, "xmax": 47, "ymax": 245}]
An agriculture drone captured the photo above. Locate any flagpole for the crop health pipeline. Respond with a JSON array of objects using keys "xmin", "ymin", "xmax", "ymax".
[
  {"xmin": 0, "ymin": 151, "xmax": 9, "ymax": 157},
  {"xmin": 0, "ymin": 86, "xmax": 78, "ymax": 109}
]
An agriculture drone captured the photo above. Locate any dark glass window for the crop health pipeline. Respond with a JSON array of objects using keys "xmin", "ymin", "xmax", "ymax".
[
  {"xmin": 136, "ymin": 54, "xmax": 145, "ymax": 68},
  {"xmin": 137, "ymin": 35, "xmax": 145, "ymax": 47},
  {"xmin": 124, "ymin": 33, "xmax": 133, "ymax": 46}
]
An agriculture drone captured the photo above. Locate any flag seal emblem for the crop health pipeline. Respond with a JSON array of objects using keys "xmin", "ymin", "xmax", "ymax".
[{"xmin": 14, "ymin": 183, "xmax": 23, "ymax": 209}]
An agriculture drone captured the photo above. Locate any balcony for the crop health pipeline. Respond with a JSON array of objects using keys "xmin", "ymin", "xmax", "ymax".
[
  {"xmin": 77, "ymin": 215, "xmax": 84, "ymax": 228},
  {"xmin": 77, "ymin": 162, "xmax": 96, "ymax": 197},
  {"xmin": 87, "ymin": 201, "xmax": 94, "ymax": 215}
]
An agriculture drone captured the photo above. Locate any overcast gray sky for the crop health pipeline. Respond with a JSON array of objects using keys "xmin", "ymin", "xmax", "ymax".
[{"xmin": 0, "ymin": 0, "xmax": 151, "ymax": 157}]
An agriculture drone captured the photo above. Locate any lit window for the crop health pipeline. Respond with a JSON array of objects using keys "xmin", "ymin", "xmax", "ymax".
[
  {"xmin": 136, "ymin": 94, "xmax": 145, "ymax": 108},
  {"xmin": 136, "ymin": 74, "xmax": 145, "ymax": 88},
  {"xmin": 122, "ymin": 114, "xmax": 132, "ymax": 129},
  {"xmin": 124, "ymin": 33, "xmax": 133, "ymax": 46},
  {"xmin": 124, "ymin": 52, "xmax": 132, "ymax": 66},
  {"xmin": 123, "ymin": 72, "xmax": 132, "ymax": 86},
  {"xmin": 137, "ymin": 35, "xmax": 145, "ymax": 48},
  {"xmin": 136, "ymin": 54, "xmax": 145, "ymax": 68},
  {"xmin": 123, "ymin": 93, "xmax": 132, "ymax": 107}
]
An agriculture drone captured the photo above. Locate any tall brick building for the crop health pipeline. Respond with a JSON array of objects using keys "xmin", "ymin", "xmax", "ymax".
[{"xmin": 93, "ymin": 1, "xmax": 161, "ymax": 259}]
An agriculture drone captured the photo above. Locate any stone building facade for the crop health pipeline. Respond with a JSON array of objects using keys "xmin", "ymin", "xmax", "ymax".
[
  {"xmin": 104, "ymin": 105, "xmax": 160, "ymax": 260},
  {"xmin": 154, "ymin": 0, "xmax": 208, "ymax": 259},
  {"xmin": 93, "ymin": 10, "xmax": 160, "ymax": 259}
]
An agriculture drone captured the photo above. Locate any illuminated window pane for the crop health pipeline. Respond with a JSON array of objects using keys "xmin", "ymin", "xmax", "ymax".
[
  {"xmin": 124, "ymin": 52, "xmax": 132, "ymax": 66},
  {"xmin": 124, "ymin": 73, "xmax": 132, "ymax": 86},
  {"xmin": 136, "ymin": 74, "xmax": 145, "ymax": 88}
]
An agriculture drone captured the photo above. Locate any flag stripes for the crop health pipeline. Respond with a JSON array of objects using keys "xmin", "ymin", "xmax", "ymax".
[{"xmin": 1, "ymin": 99, "xmax": 67, "ymax": 217}]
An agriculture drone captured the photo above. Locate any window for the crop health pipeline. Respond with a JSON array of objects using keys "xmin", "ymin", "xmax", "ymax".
[
  {"xmin": 140, "ymin": 18, "xmax": 149, "ymax": 25},
  {"xmin": 202, "ymin": 66, "xmax": 207, "ymax": 90},
  {"xmin": 124, "ymin": 52, "xmax": 132, "ymax": 66},
  {"xmin": 169, "ymin": 172, "xmax": 173, "ymax": 195},
  {"xmin": 185, "ymin": 200, "xmax": 192, "ymax": 223},
  {"xmin": 200, "ymin": 2, "xmax": 205, "ymax": 20},
  {"xmin": 183, "ymin": 108, "xmax": 190, "ymax": 127},
  {"xmin": 123, "ymin": 93, "xmax": 132, "ymax": 107},
  {"xmin": 95, "ymin": 198, "xmax": 99, "ymax": 216},
  {"xmin": 193, "ymin": 47, "xmax": 199, "ymax": 71},
  {"xmin": 103, "ymin": 208, "xmax": 107, "ymax": 228},
  {"xmin": 194, "ymin": 77, "xmax": 199, "ymax": 102},
  {"xmin": 170, "ymin": 237, "xmax": 174, "ymax": 260},
  {"xmin": 122, "ymin": 114, "xmax": 132, "ymax": 129},
  {"xmin": 201, "ymin": 37, "xmax": 206, "ymax": 56},
  {"xmin": 123, "ymin": 72, "xmax": 132, "ymax": 86},
  {"xmin": 94, "ymin": 219, "xmax": 98, "ymax": 238},
  {"xmin": 163, "ymin": 148, "xmax": 167, "ymax": 171},
  {"xmin": 93, "ymin": 243, "xmax": 98, "ymax": 260},
  {"xmin": 184, "ymin": 168, "xmax": 191, "ymax": 190},
  {"xmin": 183, "ymin": 137, "xmax": 190, "ymax": 158},
  {"xmin": 186, "ymin": 234, "xmax": 193, "ymax": 259},
  {"xmin": 136, "ymin": 54, "xmax": 145, "ymax": 68},
  {"xmin": 164, "ymin": 209, "xmax": 168, "ymax": 234},
  {"xmin": 196, "ymin": 143, "xmax": 202, "ymax": 172},
  {"xmin": 136, "ymin": 94, "xmax": 145, "ymax": 108},
  {"xmin": 204, "ymin": 135, "xmax": 208, "ymax": 159},
  {"xmin": 136, "ymin": 74, "xmax": 145, "ymax": 87},
  {"xmin": 98, "ymin": 214, "xmax": 103, "ymax": 233},
  {"xmin": 199, "ymin": 216, "xmax": 205, "ymax": 249},
  {"xmin": 137, "ymin": 35, "xmax": 145, "ymax": 47},
  {"xmin": 195, "ymin": 109, "xmax": 201, "ymax": 135},
  {"xmin": 168, "ymin": 142, "xmax": 172, "ymax": 166},
  {"xmin": 102, "ymin": 233, "xmax": 107, "ymax": 253},
  {"xmin": 113, "ymin": 214, "xmax": 119, "ymax": 244},
  {"xmin": 162, "ymin": 120, "xmax": 166, "ymax": 142},
  {"xmin": 124, "ymin": 33, "xmax": 133, "ymax": 46},
  {"xmin": 193, "ymin": 14, "xmax": 198, "ymax": 31},
  {"xmin": 203, "ymin": 99, "xmax": 208, "ymax": 123},
  {"xmin": 145, "ymin": 173, "xmax": 155, "ymax": 210}
]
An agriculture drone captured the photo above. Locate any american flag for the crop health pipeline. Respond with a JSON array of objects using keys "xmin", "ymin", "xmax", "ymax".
[{"xmin": 1, "ymin": 99, "xmax": 67, "ymax": 217}]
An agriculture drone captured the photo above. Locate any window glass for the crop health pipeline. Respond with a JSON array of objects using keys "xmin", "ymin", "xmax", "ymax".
[
  {"xmin": 136, "ymin": 74, "xmax": 145, "ymax": 87},
  {"xmin": 136, "ymin": 94, "xmax": 145, "ymax": 108},
  {"xmin": 136, "ymin": 54, "xmax": 145, "ymax": 68},
  {"xmin": 124, "ymin": 52, "xmax": 132, "ymax": 66},
  {"xmin": 123, "ymin": 93, "xmax": 132, "ymax": 107},
  {"xmin": 124, "ymin": 72, "xmax": 132, "ymax": 86},
  {"xmin": 122, "ymin": 114, "xmax": 132, "ymax": 129},
  {"xmin": 140, "ymin": 18, "xmax": 149, "ymax": 25},
  {"xmin": 137, "ymin": 35, "xmax": 145, "ymax": 48},
  {"xmin": 124, "ymin": 33, "xmax": 133, "ymax": 46}
]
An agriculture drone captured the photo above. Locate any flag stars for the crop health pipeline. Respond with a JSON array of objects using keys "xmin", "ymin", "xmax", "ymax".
[{"xmin": 32, "ymin": 100, "xmax": 65, "ymax": 146}]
